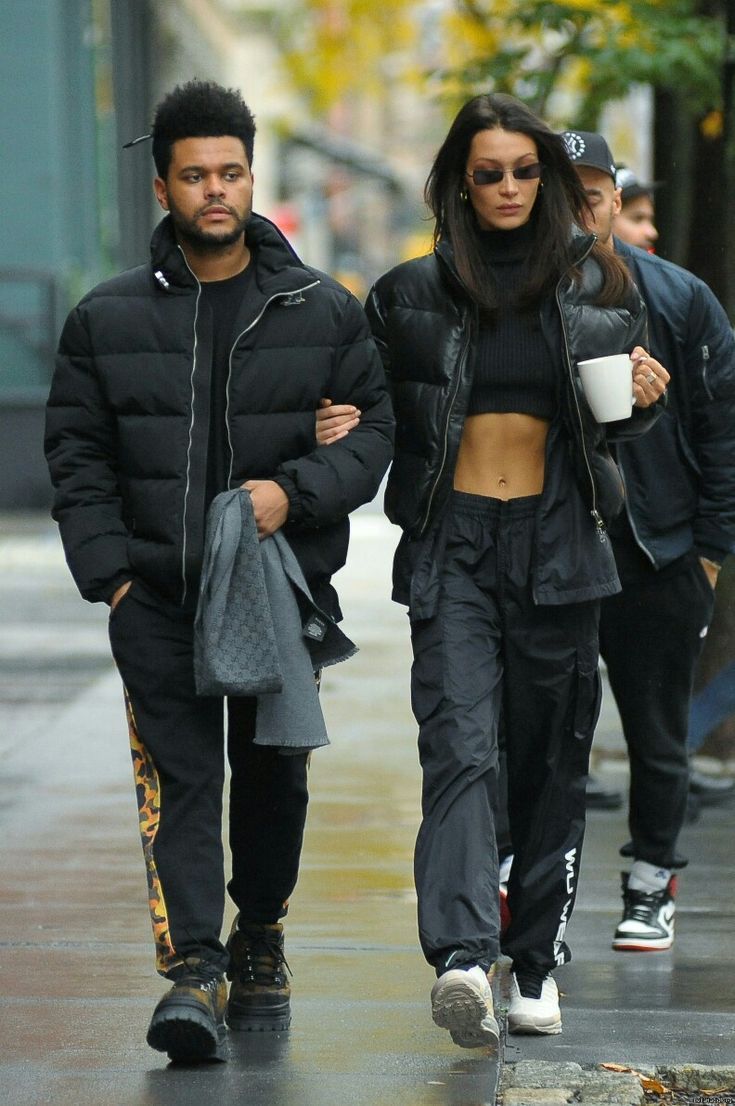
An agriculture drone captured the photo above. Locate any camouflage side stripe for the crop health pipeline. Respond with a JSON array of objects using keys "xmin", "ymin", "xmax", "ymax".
[{"xmin": 124, "ymin": 690, "xmax": 181, "ymax": 977}]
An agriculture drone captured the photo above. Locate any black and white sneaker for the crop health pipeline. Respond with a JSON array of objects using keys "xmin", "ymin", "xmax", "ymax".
[{"xmin": 612, "ymin": 872, "xmax": 676, "ymax": 952}]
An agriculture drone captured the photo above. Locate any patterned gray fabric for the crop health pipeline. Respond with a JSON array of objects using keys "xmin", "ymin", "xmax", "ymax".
[
  {"xmin": 194, "ymin": 489, "xmax": 357, "ymax": 754},
  {"xmin": 194, "ymin": 489, "xmax": 281, "ymax": 697}
]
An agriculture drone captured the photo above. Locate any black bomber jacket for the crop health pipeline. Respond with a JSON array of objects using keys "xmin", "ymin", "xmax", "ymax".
[
  {"xmin": 366, "ymin": 231, "xmax": 660, "ymax": 609},
  {"xmin": 613, "ymin": 239, "xmax": 735, "ymax": 570},
  {"xmin": 45, "ymin": 214, "xmax": 394, "ymax": 614}
]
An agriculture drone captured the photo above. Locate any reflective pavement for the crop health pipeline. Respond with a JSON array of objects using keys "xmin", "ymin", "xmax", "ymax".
[{"xmin": 0, "ymin": 511, "xmax": 733, "ymax": 1105}]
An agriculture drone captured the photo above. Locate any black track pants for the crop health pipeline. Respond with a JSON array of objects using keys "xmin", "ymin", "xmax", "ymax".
[
  {"xmin": 108, "ymin": 581, "xmax": 309, "ymax": 977},
  {"xmin": 599, "ymin": 552, "xmax": 715, "ymax": 868},
  {"xmin": 410, "ymin": 492, "xmax": 601, "ymax": 977}
]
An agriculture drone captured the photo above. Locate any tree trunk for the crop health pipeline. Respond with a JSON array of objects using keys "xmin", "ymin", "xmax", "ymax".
[
  {"xmin": 686, "ymin": 118, "xmax": 726, "ymax": 303},
  {"xmin": 653, "ymin": 89, "xmax": 694, "ymax": 266}
]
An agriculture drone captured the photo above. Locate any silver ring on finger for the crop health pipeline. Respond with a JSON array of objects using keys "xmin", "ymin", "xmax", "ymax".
[{"xmin": 645, "ymin": 372, "xmax": 656, "ymax": 384}]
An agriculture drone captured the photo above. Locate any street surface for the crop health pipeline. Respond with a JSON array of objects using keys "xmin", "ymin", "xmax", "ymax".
[{"xmin": 1, "ymin": 508, "xmax": 733, "ymax": 1105}]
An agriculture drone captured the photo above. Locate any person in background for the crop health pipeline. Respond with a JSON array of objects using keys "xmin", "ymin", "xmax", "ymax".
[
  {"xmin": 612, "ymin": 166, "xmax": 660, "ymax": 252},
  {"xmin": 45, "ymin": 79, "xmax": 393, "ymax": 1064},
  {"xmin": 562, "ymin": 129, "xmax": 735, "ymax": 953},
  {"xmin": 688, "ymin": 659, "xmax": 735, "ymax": 758}
]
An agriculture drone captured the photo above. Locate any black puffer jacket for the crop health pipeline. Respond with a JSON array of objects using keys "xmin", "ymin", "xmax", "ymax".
[
  {"xmin": 366, "ymin": 232, "xmax": 657, "ymax": 607},
  {"xmin": 614, "ymin": 239, "xmax": 735, "ymax": 568},
  {"xmin": 45, "ymin": 214, "xmax": 394, "ymax": 613}
]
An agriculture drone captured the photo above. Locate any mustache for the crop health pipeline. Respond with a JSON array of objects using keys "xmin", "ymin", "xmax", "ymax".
[{"xmin": 198, "ymin": 203, "xmax": 239, "ymax": 217}]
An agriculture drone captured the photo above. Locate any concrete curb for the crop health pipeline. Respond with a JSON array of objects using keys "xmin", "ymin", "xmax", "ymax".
[
  {"xmin": 499, "ymin": 1061, "xmax": 644, "ymax": 1106},
  {"xmin": 498, "ymin": 1061, "xmax": 735, "ymax": 1105},
  {"xmin": 656, "ymin": 1065, "xmax": 735, "ymax": 1093}
]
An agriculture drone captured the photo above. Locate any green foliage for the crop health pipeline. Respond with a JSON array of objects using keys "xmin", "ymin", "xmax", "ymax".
[{"xmin": 281, "ymin": 0, "xmax": 725, "ymax": 126}]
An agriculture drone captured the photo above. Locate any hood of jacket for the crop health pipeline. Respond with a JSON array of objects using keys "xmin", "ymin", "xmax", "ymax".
[{"xmin": 148, "ymin": 211, "xmax": 312, "ymax": 296}]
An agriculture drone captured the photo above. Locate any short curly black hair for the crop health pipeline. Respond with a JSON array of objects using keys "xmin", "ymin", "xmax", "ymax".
[{"xmin": 152, "ymin": 79, "xmax": 256, "ymax": 178}]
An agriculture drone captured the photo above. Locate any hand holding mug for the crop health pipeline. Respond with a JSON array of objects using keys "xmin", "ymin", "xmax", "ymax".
[{"xmin": 630, "ymin": 347, "xmax": 669, "ymax": 408}]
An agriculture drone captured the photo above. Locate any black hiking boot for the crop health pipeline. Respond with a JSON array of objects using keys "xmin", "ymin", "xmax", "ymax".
[{"xmin": 146, "ymin": 960, "xmax": 227, "ymax": 1063}]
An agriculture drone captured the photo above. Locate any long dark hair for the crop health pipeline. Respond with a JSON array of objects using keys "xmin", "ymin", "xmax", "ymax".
[{"xmin": 425, "ymin": 92, "xmax": 631, "ymax": 314}]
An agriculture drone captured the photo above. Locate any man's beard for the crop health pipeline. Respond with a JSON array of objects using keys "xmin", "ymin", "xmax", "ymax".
[{"xmin": 168, "ymin": 200, "xmax": 251, "ymax": 253}]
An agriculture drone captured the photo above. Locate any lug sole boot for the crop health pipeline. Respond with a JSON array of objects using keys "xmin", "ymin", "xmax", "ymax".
[
  {"xmin": 226, "ymin": 919, "xmax": 291, "ymax": 1032},
  {"xmin": 147, "ymin": 962, "xmax": 228, "ymax": 1063}
]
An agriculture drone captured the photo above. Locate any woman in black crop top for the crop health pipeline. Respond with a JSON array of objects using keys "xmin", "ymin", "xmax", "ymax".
[{"xmin": 320, "ymin": 93, "xmax": 668, "ymax": 1047}]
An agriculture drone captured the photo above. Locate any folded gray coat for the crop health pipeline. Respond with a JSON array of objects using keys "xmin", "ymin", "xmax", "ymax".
[{"xmin": 194, "ymin": 489, "xmax": 357, "ymax": 754}]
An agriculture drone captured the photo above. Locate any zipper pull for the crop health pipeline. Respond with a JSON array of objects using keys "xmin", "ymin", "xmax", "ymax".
[
  {"xmin": 591, "ymin": 509, "xmax": 608, "ymax": 543},
  {"xmin": 701, "ymin": 344, "xmax": 714, "ymax": 400}
]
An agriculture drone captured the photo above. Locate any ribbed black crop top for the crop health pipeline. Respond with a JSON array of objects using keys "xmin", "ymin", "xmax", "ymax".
[{"xmin": 467, "ymin": 223, "xmax": 557, "ymax": 420}]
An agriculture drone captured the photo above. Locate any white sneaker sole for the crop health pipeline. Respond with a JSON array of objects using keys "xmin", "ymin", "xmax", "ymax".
[
  {"xmin": 507, "ymin": 1010, "xmax": 562, "ymax": 1035},
  {"xmin": 612, "ymin": 933, "xmax": 674, "ymax": 951},
  {"xmin": 431, "ymin": 977, "xmax": 499, "ymax": 1049}
]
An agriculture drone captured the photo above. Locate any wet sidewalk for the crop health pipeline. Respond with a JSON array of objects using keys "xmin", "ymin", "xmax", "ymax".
[{"xmin": 1, "ymin": 511, "xmax": 734, "ymax": 1105}]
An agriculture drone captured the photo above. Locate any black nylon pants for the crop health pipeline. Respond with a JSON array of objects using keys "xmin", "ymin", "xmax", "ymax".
[
  {"xmin": 108, "ymin": 580, "xmax": 309, "ymax": 977},
  {"xmin": 599, "ymin": 548, "xmax": 715, "ymax": 869},
  {"xmin": 410, "ymin": 492, "xmax": 601, "ymax": 977}
]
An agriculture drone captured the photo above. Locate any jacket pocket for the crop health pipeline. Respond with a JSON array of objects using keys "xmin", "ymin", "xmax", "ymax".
[
  {"xmin": 108, "ymin": 580, "xmax": 137, "ymax": 621},
  {"xmin": 572, "ymin": 642, "xmax": 602, "ymax": 743}
]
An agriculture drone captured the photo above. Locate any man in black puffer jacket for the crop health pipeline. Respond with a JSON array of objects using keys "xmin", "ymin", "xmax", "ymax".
[
  {"xmin": 563, "ymin": 130, "xmax": 735, "ymax": 954},
  {"xmin": 45, "ymin": 81, "xmax": 393, "ymax": 1063}
]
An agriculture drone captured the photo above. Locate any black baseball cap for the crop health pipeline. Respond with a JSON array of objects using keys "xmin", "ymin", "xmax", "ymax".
[{"xmin": 560, "ymin": 130, "xmax": 616, "ymax": 180}]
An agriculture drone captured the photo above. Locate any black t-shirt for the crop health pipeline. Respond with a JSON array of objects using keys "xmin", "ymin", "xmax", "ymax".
[{"xmin": 199, "ymin": 263, "xmax": 256, "ymax": 511}]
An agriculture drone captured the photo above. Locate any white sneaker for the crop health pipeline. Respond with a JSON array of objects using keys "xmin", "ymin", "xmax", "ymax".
[
  {"xmin": 430, "ymin": 965, "xmax": 499, "ymax": 1048},
  {"xmin": 507, "ymin": 970, "xmax": 562, "ymax": 1035}
]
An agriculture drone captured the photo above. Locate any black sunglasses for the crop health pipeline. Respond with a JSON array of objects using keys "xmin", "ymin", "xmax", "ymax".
[{"xmin": 466, "ymin": 162, "xmax": 543, "ymax": 186}]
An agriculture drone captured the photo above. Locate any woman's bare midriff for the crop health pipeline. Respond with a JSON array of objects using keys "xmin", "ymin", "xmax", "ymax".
[{"xmin": 453, "ymin": 412, "xmax": 550, "ymax": 499}]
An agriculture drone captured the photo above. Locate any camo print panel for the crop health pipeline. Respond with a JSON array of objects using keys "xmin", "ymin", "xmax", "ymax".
[{"xmin": 124, "ymin": 690, "xmax": 181, "ymax": 977}]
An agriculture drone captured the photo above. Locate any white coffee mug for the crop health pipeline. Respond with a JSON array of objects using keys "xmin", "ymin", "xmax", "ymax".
[{"xmin": 576, "ymin": 353, "xmax": 635, "ymax": 422}]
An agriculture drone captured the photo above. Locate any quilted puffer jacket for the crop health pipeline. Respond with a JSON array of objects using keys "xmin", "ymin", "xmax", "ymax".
[
  {"xmin": 45, "ymin": 214, "xmax": 394, "ymax": 613},
  {"xmin": 366, "ymin": 231, "xmax": 660, "ymax": 607}
]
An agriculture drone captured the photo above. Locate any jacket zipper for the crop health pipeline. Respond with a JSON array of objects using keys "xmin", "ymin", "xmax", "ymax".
[
  {"xmin": 419, "ymin": 323, "xmax": 472, "ymax": 535},
  {"xmin": 555, "ymin": 241, "xmax": 608, "ymax": 543},
  {"xmin": 224, "ymin": 281, "xmax": 320, "ymax": 486},
  {"xmin": 176, "ymin": 251, "xmax": 202, "ymax": 604},
  {"xmin": 701, "ymin": 344, "xmax": 714, "ymax": 400},
  {"xmin": 174, "ymin": 247, "xmax": 318, "ymax": 603},
  {"xmin": 616, "ymin": 454, "xmax": 657, "ymax": 566}
]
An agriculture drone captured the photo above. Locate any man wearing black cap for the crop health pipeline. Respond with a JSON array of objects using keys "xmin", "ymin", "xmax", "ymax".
[
  {"xmin": 560, "ymin": 129, "xmax": 735, "ymax": 953},
  {"xmin": 613, "ymin": 166, "xmax": 659, "ymax": 252}
]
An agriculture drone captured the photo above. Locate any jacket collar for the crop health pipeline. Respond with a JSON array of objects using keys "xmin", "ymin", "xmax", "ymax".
[
  {"xmin": 434, "ymin": 224, "xmax": 597, "ymax": 285},
  {"xmin": 566, "ymin": 225, "xmax": 597, "ymax": 265},
  {"xmin": 149, "ymin": 212, "xmax": 316, "ymax": 295}
]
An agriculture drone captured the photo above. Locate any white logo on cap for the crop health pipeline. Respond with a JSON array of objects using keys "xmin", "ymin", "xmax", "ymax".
[{"xmin": 563, "ymin": 132, "xmax": 586, "ymax": 160}]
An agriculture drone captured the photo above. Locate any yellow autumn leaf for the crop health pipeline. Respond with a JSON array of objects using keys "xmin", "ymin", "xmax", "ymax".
[
  {"xmin": 701, "ymin": 110, "xmax": 723, "ymax": 139},
  {"xmin": 641, "ymin": 1077, "xmax": 669, "ymax": 1094}
]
